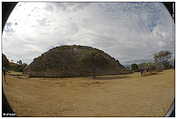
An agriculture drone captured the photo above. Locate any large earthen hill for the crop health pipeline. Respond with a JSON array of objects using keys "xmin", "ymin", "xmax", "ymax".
[{"xmin": 24, "ymin": 45, "xmax": 129, "ymax": 77}]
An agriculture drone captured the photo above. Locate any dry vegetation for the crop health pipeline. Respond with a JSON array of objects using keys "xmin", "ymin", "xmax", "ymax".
[
  {"xmin": 24, "ymin": 45, "xmax": 128, "ymax": 77},
  {"xmin": 4, "ymin": 69, "xmax": 174, "ymax": 117}
]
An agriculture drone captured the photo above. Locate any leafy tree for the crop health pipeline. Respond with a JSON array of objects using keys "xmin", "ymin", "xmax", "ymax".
[
  {"xmin": 171, "ymin": 58, "xmax": 175, "ymax": 69},
  {"xmin": 131, "ymin": 64, "xmax": 139, "ymax": 72},
  {"xmin": 148, "ymin": 63, "xmax": 156, "ymax": 72},
  {"xmin": 17, "ymin": 60, "xmax": 22, "ymax": 65},
  {"xmin": 154, "ymin": 51, "xmax": 172, "ymax": 69},
  {"xmin": 18, "ymin": 63, "xmax": 28, "ymax": 72},
  {"xmin": 155, "ymin": 62, "xmax": 164, "ymax": 72},
  {"xmin": 139, "ymin": 62, "xmax": 157, "ymax": 72}
]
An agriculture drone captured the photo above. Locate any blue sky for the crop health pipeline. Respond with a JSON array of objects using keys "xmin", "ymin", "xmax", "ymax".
[{"xmin": 2, "ymin": 2, "xmax": 175, "ymax": 64}]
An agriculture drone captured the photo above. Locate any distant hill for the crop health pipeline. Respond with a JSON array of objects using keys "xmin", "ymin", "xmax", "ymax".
[
  {"xmin": 24, "ymin": 45, "xmax": 129, "ymax": 77},
  {"xmin": 2, "ymin": 54, "xmax": 9, "ymax": 68},
  {"xmin": 8, "ymin": 62, "xmax": 27, "ymax": 72},
  {"xmin": 2, "ymin": 54, "xmax": 27, "ymax": 72}
]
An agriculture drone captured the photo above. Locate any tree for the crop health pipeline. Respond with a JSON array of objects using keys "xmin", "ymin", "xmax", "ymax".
[
  {"xmin": 154, "ymin": 51, "xmax": 171, "ymax": 62},
  {"xmin": 131, "ymin": 64, "xmax": 139, "ymax": 72},
  {"xmin": 154, "ymin": 51, "xmax": 172, "ymax": 69},
  {"xmin": 155, "ymin": 62, "xmax": 164, "ymax": 72},
  {"xmin": 18, "ymin": 63, "xmax": 28, "ymax": 72},
  {"xmin": 148, "ymin": 63, "xmax": 156, "ymax": 72},
  {"xmin": 17, "ymin": 60, "xmax": 22, "ymax": 65}
]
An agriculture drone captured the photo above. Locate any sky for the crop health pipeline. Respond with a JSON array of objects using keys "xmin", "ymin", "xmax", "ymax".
[{"xmin": 2, "ymin": 2, "xmax": 175, "ymax": 65}]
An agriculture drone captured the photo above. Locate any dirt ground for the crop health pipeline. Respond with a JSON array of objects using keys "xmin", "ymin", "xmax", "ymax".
[{"xmin": 3, "ymin": 69, "xmax": 175, "ymax": 117}]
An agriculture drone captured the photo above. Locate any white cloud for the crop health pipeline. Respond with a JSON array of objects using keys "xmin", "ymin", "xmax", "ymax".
[{"xmin": 2, "ymin": 2, "xmax": 174, "ymax": 65}]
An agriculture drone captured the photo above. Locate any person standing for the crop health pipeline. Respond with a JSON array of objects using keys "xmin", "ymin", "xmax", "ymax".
[{"xmin": 140, "ymin": 68, "xmax": 144, "ymax": 77}]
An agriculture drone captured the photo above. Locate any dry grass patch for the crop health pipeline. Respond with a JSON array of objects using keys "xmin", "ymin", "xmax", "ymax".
[{"xmin": 4, "ymin": 69, "xmax": 174, "ymax": 116}]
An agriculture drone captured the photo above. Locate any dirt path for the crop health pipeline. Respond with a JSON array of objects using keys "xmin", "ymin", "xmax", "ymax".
[{"xmin": 4, "ymin": 69, "xmax": 175, "ymax": 116}]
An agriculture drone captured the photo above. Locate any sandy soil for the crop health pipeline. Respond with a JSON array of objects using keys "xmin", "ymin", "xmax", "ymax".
[{"xmin": 3, "ymin": 69, "xmax": 175, "ymax": 117}]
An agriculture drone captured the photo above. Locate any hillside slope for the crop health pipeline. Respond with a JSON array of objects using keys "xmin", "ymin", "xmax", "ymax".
[{"xmin": 25, "ymin": 45, "xmax": 128, "ymax": 77}]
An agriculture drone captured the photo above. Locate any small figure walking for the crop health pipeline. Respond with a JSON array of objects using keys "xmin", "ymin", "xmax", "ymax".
[{"xmin": 140, "ymin": 68, "xmax": 144, "ymax": 77}]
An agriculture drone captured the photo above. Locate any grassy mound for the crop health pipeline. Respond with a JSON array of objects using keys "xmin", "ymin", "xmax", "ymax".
[{"xmin": 25, "ymin": 45, "xmax": 129, "ymax": 77}]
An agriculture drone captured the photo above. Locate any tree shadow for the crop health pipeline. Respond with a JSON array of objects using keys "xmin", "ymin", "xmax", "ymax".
[{"xmin": 95, "ymin": 75, "xmax": 130, "ymax": 80}]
